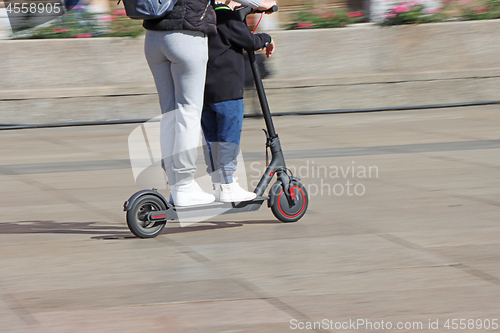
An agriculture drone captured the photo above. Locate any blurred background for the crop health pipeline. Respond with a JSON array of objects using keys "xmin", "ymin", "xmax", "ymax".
[{"xmin": 1, "ymin": 0, "xmax": 500, "ymax": 126}]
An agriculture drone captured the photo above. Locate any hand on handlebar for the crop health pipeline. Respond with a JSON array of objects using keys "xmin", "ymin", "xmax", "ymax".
[{"xmin": 256, "ymin": 0, "xmax": 276, "ymax": 12}]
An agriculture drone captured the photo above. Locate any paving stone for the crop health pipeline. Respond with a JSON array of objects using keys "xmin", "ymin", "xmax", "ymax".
[{"xmin": 1, "ymin": 107, "xmax": 500, "ymax": 331}]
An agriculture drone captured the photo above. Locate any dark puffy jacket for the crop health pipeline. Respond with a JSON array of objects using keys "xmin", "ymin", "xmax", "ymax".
[{"xmin": 142, "ymin": 0, "xmax": 216, "ymax": 35}]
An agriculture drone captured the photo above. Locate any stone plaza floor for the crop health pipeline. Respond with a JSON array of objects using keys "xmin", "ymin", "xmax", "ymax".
[{"xmin": 1, "ymin": 105, "xmax": 500, "ymax": 332}]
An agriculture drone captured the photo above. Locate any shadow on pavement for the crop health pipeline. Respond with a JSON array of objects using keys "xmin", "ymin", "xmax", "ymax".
[
  {"xmin": 93, "ymin": 220, "xmax": 280, "ymax": 240},
  {"xmin": 0, "ymin": 219, "xmax": 279, "ymax": 239},
  {"xmin": 0, "ymin": 220, "xmax": 131, "ymax": 236}
]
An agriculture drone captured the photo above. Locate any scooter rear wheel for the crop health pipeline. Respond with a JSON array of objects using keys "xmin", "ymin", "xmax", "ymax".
[
  {"xmin": 126, "ymin": 194, "xmax": 167, "ymax": 238},
  {"xmin": 271, "ymin": 180, "xmax": 308, "ymax": 223}
]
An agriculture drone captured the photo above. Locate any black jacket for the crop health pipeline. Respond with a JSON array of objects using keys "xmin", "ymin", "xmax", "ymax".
[
  {"xmin": 142, "ymin": 0, "xmax": 216, "ymax": 35},
  {"xmin": 204, "ymin": 4, "xmax": 271, "ymax": 104}
]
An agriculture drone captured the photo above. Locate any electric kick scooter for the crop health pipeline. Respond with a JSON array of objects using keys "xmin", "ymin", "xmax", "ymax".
[{"xmin": 123, "ymin": 5, "xmax": 308, "ymax": 238}]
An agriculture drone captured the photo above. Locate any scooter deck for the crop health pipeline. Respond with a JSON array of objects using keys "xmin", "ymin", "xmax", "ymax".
[{"xmin": 149, "ymin": 196, "xmax": 268, "ymax": 222}]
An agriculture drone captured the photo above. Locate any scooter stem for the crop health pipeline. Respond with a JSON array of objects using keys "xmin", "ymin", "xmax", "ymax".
[
  {"xmin": 247, "ymin": 36, "xmax": 294, "ymax": 205},
  {"xmin": 247, "ymin": 50, "xmax": 277, "ymax": 138}
]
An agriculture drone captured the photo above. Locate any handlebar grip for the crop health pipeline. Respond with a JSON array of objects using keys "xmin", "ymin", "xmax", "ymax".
[{"xmin": 252, "ymin": 5, "xmax": 278, "ymax": 14}]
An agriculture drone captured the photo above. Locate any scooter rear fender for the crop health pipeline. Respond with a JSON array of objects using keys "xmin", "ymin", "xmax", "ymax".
[{"xmin": 123, "ymin": 189, "xmax": 170, "ymax": 211}]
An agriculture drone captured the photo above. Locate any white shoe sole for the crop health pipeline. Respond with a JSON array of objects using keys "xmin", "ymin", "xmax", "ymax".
[{"xmin": 219, "ymin": 193, "xmax": 257, "ymax": 203}]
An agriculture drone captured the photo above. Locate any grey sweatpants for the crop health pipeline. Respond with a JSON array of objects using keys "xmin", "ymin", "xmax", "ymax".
[{"xmin": 144, "ymin": 30, "xmax": 208, "ymax": 186}]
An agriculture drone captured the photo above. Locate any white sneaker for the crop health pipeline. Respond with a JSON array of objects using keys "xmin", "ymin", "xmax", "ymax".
[
  {"xmin": 219, "ymin": 180, "xmax": 257, "ymax": 202},
  {"xmin": 213, "ymin": 183, "xmax": 221, "ymax": 201},
  {"xmin": 170, "ymin": 181, "xmax": 215, "ymax": 207}
]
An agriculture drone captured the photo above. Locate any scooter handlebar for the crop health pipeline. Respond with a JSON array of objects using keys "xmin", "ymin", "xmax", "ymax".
[
  {"xmin": 252, "ymin": 4, "xmax": 278, "ymax": 14},
  {"xmin": 235, "ymin": 4, "xmax": 278, "ymax": 20}
]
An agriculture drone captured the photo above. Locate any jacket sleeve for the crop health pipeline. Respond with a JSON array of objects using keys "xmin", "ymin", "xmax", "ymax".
[{"xmin": 227, "ymin": 20, "xmax": 272, "ymax": 52}]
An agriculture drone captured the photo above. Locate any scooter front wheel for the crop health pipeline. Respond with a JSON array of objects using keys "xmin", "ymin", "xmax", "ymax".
[
  {"xmin": 126, "ymin": 194, "xmax": 167, "ymax": 238},
  {"xmin": 270, "ymin": 180, "xmax": 308, "ymax": 223}
]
